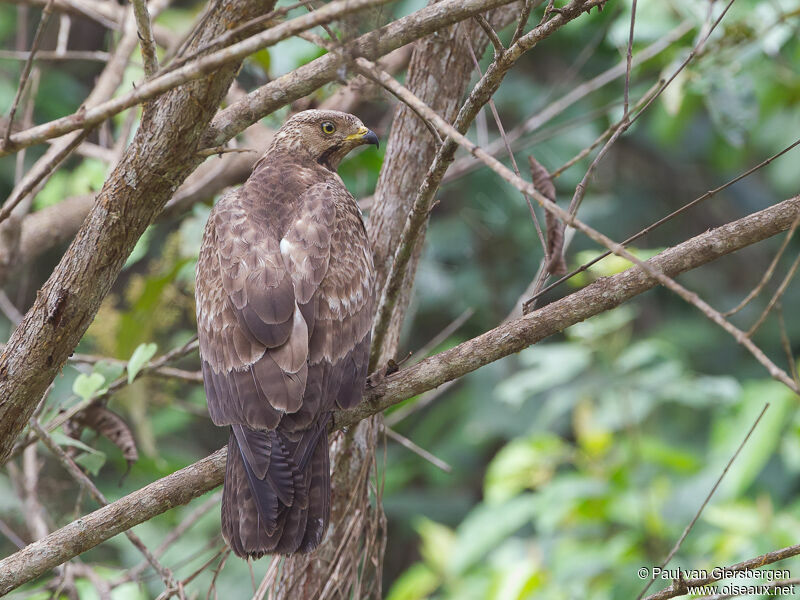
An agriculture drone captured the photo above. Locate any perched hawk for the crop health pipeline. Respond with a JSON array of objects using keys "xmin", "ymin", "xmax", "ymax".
[{"xmin": 195, "ymin": 110, "xmax": 379, "ymax": 557}]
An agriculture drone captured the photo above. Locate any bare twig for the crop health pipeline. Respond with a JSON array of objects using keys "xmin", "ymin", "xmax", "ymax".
[
  {"xmin": 724, "ymin": 215, "xmax": 800, "ymax": 316},
  {"xmin": 3, "ymin": 0, "xmax": 55, "ymax": 147},
  {"xmin": 636, "ymin": 404, "xmax": 770, "ymax": 600},
  {"xmin": 474, "ymin": 14, "xmax": 505, "ymax": 55},
  {"xmin": 0, "ymin": 49, "xmax": 110, "ymax": 61},
  {"xmin": 551, "ymin": 80, "xmax": 660, "ymax": 179},
  {"xmin": 131, "ymin": 0, "xmax": 159, "ymax": 77},
  {"xmin": 2, "ymin": 195, "xmax": 799, "ymax": 595},
  {"xmin": 776, "ymin": 305, "xmax": 799, "ymax": 390},
  {"xmin": 746, "ymin": 251, "xmax": 800, "ymax": 337},
  {"xmin": 382, "ymin": 425, "xmax": 452, "ymax": 472},
  {"xmin": 624, "ymin": 0, "xmax": 638, "ymax": 115},
  {"xmin": 0, "ymin": 290, "xmax": 24, "ymax": 325},
  {"xmin": 0, "ymin": 129, "xmax": 91, "ymax": 226},
  {"xmin": 410, "ymin": 307, "xmax": 474, "ymax": 364},
  {"xmin": 0, "ymin": 0, "xmax": 397, "ymax": 157},
  {"xmin": 643, "ymin": 543, "xmax": 800, "ymax": 600},
  {"xmin": 445, "ymin": 20, "xmax": 694, "ymax": 182},
  {"xmin": 117, "ymin": 491, "xmax": 223, "ymax": 585},
  {"xmin": 0, "ymin": 518, "xmax": 25, "ymax": 549},
  {"xmin": 527, "ymin": 136, "xmax": 800, "ymax": 307},
  {"xmin": 510, "ymin": 0, "xmax": 535, "ymax": 43},
  {"xmin": 29, "ymin": 418, "xmax": 180, "ymax": 593}
]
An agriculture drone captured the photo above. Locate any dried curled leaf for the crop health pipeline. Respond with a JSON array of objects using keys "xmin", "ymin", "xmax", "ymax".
[
  {"xmin": 73, "ymin": 405, "xmax": 139, "ymax": 469},
  {"xmin": 529, "ymin": 156, "xmax": 567, "ymax": 276}
]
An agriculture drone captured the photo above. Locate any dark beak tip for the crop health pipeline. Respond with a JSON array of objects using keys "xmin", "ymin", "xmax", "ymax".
[{"xmin": 364, "ymin": 130, "xmax": 379, "ymax": 149}]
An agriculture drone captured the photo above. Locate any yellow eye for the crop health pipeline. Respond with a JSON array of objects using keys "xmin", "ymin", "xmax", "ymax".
[{"xmin": 321, "ymin": 121, "xmax": 336, "ymax": 135}]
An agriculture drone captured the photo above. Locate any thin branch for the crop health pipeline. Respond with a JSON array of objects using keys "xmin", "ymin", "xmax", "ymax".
[
  {"xmin": 643, "ymin": 543, "xmax": 800, "ymax": 600},
  {"xmin": 473, "ymin": 14, "xmax": 505, "ymax": 55},
  {"xmin": 0, "ymin": 129, "xmax": 91, "ymax": 225},
  {"xmin": 724, "ymin": 215, "xmax": 800, "ymax": 316},
  {"xmin": 29, "ymin": 418, "xmax": 180, "ymax": 592},
  {"xmin": 202, "ymin": 0, "xmax": 523, "ymax": 148},
  {"xmin": 0, "ymin": 290, "xmax": 24, "ymax": 325},
  {"xmin": 382, "ymin": 425, "xmax": 452, "ymax": 472},
  {"xmin": 445, "ymin": 19, "xmax": 694, "ymax": 182},
  {"xmin": 776, "ymin": 305, "xmax": 799, "ymax": 390},
  {"xmin": 0, "ymin": 49, "xmax": 111, "ymax": 61},
  {"xmin": 117, "ymin": 491, "xmax": 223, "ymax": 585},
  {"xmin": 3, "ymin": 0, "xmax": 55, "ymax": 146},
  {"xmin": 1, "ymin": 195, "xmax": 799, "ymax": 595},
  {"xmin": 131, "ymin": 0, "xmax": 159, "ymax": 78},
  {"xmin": 393, "ymin": 79, "xmax": 797, "ymax": 392},
  {"xmin": 409, "ymin": 307, "xmax": 474, "ymax": 364},
  {"xmin": 627, "ymin": 0, "xmax": 736, "ymax": 131},
  {"xmin": 463, "ymin": 37, "xmax": 548, "ymax": 269},
  {"xmin": 624, "ymin": 0, "xmax": 638, "ymax": 115},
  {"xmin": 0, "ymin": 0, "xmax": 397, "ymax": 157},
  {"xmin": 746, "ymin": 251, "xmax": 800, "ymax": 337},
  {"xmin": 365, "ymin": 0, "xmax": 608, "ymax": 363},
  {"xmin": 635, "ymin": 404, "xmax": 770, "ymax": 600},
  {"xmin": 551, "ymin": 79, "xmax": 661, "ymax": 179},
  {"xmin": 527, "ymin": 136, "xmax": 800, "ymax": 307},
  {"xmin": 510, "ymin": 0, "xmax": 535, "ymax": 43}
]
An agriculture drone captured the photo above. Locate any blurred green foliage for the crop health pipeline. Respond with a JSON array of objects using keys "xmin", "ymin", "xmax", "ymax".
[{"xmin": 1, "ymin": 0, "xmax": 800, "ymax": 598}]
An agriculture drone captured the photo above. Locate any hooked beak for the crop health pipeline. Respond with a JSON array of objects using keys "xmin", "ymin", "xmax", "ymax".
[{"xmin": 346, "ymin": 126, "xmax": 380, "ymax": 149}]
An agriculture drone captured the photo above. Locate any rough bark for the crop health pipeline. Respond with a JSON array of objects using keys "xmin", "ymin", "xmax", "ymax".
[
  {"xmin": 2, "ymin": 194, "xmax": 796, "ymax": 595},
  {"xmin": 0, "ymin": 449, "xmax": 226, "ymax": 595},
  {"xmin": 202, "ymin": 0, "xmax": 521, "ymax": 148},
  {"xmin": 368, "ymin": 3, "xmax": 523, "ymax": 367},
  {"xmin": 265, "ymin": 5, "xmax": 526, "ymax": 597},
  {"xmin": 0, "ymin": 0, "xmax": 271, "ymax": 463}
]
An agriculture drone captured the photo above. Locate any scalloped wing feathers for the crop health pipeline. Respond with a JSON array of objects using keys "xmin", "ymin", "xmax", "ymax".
[{"xmin": 196, "ymin": 153, "xmax": 374, "ymax": 556}]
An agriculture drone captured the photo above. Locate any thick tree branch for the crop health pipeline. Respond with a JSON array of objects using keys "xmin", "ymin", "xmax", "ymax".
[
  {"xmin": 0, "ymin": 449, "xmax": 226, "ymax": 595},
  {"xmin": 0, "ymin": 0, "xmax": 395, "ymax": 157},
  {"xmin": 201, "ymin": 0, "xmax": 521, "ymax": 148},
  {"xmin": 1, "ymin": 195, "xmax": 797, "ymax": 593},
  {"xmin": 642, "ymin": 543, "xmax": 800, "ymax": 600},
  {"xmin": 369, "ymin": 0, "xmax": 607, "ymax": 360},
  {"xmin": 0, "ymin": 0, "xmax": 272, "ymax": 463}
]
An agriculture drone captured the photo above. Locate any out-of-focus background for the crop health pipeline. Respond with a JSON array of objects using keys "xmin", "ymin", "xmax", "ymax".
[{"xmin": 1, "ymin": 0, "xmax": 799, "ymax": 597}]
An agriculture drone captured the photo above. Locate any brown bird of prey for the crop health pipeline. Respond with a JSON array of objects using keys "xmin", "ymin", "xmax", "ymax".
[{"xmin": 195, "ymin": 110, "xmax": 378, "ymax": 557}]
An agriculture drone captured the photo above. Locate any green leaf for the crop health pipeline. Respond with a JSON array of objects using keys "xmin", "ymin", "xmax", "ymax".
[
  {"xmin": 495, "ymin": 344, "xmax": 592, "ymax": 406},
  {"xmin": 74, "ymin": 449, "xmax": 107, "ymax": 476},
  {"xmin": 385, "ymin": 562, "xmax": 440, "ymax": 600},
  {"xmin": 50, "ymin": 430, "xmax": 97, "ymax": 455},
  {"xmin": 712, "ymin": 380, "xmax": 794, "ymax": 498},
  {"xmin": 484, "ymin": 433, "xmax": 569, "ymax": 503},
  {"xmin": 124, "ymin": 226, "xmax": 154, "ymax": 270},
  {"xmin": 127, "ymin": 343, "xmax": 158, "ymax": 384},
  {"xmin": 92, "ymin": 360, "xmax": 125, "ymax": 384},
  {"xmin": 72, "ymin": 372, "xmax": 106, "ymax": 401},
  {"xmin": 415, "ymin": 517, "xmax": 456, "ymax": 574},
  {"xmin": 450, "ymin": 495, "xmax": 538, "ymax": 575}
]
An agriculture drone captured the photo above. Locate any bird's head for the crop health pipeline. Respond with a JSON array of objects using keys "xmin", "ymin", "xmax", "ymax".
[{"xmin": 269, "ymin": 109, "xmax": 379, "ymax": 171}]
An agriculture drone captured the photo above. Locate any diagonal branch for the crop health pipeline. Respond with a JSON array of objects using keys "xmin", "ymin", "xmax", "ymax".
[
  {"xmin": 0, "ymin": 0, "xmax": 396, "ymax": 157},
  {"xmin": 1, "ymin": 194, "xmax": 798, "ymax": 594},
  {"xmin": 0, "ymin": 0, "xmax": 272, "ymax": 463},
  {"xmin": 131, "ymin": 0, "xmax": 159, "ymax": 78},
  {"xmin": 354, "ymin": 66, "xmax": 799, "ymax": 393},
  {"xmin": 201, "ymin": 0, "xmax": 521, "ymax": 148},
  {"xmin": 367, "ymin": 0, "xmax": 608, "ymax": 363}
]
